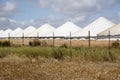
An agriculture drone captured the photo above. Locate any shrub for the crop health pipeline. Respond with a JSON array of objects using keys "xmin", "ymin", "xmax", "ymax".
[
  {"xmin": 29, "ymin": 39, "xmax": 41, "ymax": 46},
  {"xmin": 112, "ymin": 40, "xmax": 119, "ymax": 48},
  {"xmin": 0, "ymin": 41, "xmax": 2, "ymax": 47},
  {"xmin": 29, "ymin": 39, "xmax": 47, "ymax": 46},
  {"xmin": 60, "ymin": 43, "xmax": 68, "ymax": 48},
  {"xmin": 29, "ymin": 41, "xmax": 34, "ymax": 46},
  {"xmin": 2, "ymin": 41, "xmax": 11, "ymax": 47}
]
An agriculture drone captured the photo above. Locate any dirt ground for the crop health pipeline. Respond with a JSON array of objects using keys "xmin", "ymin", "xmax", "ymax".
[{"xmin": 0, "ymin": 55, "xmax": 120, "ymax": 80}]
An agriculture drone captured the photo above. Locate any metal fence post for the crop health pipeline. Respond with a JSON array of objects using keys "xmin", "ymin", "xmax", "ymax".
[
  {"xmin": 88, "ymin": 31, "xmax": 90, "ymax": 47},
  {"xmin": 22, "ymin": 33, "xmax": 24, "ymax": 46},
  {"xmin": 8, "ymin": 33, "xmax": 10, "ymax": 43},
  {"xmin": 108, "ymin": 31, "xmax": 110, "ymax": 50},
  {"xmin": 37, "ymin": 32, "xmax": 39, "ymax": 39},
  {"xmin": 70, "ymin": 32, "xmax": 71, "ymax": 47},
  {"xmin": 53, "ymin": 32, "xmax": 55, "ymax": 47}
]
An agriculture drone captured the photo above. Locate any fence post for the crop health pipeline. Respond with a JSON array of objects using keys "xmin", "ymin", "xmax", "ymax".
[
  {"xmin": 37, "ymin": 32, "xmax": 39, "ymax": 39},
  {"xmin": 70, "ymin": 32, "xmax": 72, "ymax": 58},
  {"xmin": 108, "ymin": 30, "xmax": 114, "ymax": 61},
  {"xmin": 53, "ymin": 32, "xmax": 55, "ymax": 47},
  {"xmin": 88, "ymin": 31, "xmax": 90, "ymax": 47},
  {"xmin": 70, "ymin": 32, "xmax": 71, "ymax": 47},
  {"xmin": 22, "ymin": 33, "xmax": 24, "ymax": 46},
  {"xmin": 108, "ymin": 31, "xmax": 111, "ymax": 50},
  {"xmin": 8, "ymin": 33, "xmax": 10, "ymax": 43}
]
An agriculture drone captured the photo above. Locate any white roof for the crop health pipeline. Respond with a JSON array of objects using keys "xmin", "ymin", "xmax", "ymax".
[
  {"xmin": 47, "ymin": 21, "xmax": 81, "ymax": 37},
  {"xmin": 0, "ymin": 30, "xmax": 4, "ymax": 33},
  {"xmin": 28, "ymin": 24, "xmax": 56, "ymax": 37},
  {"xmin": 72, "ymin": 17, "xmax": 115, "ymax": 37},
  {"xmin": 15, "ymin": 26, "xmax": 36, "ymax": 37},
  {"xmin": 98, "ymin": 23, "xmax": 120, "ymax": 36},
  {"xmin": 10, "ymin": 27, "xmax": 23, "ymax": 37},
  {"xmin": 0, "ymin": 29, "xmax": 12, "ymax": 38}
]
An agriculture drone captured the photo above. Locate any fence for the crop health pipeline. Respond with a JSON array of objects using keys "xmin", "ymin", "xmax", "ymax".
[{"xmin": 0, "ymin": 31, "xmax": 120, "ymax": 47}]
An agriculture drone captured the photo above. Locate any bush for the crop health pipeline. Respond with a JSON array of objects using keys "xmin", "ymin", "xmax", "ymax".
[
  {"xmin": 0, "ymin": 41, "xmax": 2, "ymax": 47},
  {"xmin": 29, "ymin": 41, "xmax": 33, "ymax": 46},
  {"xmin": 29, "ymin": 39, "xmax": 47, "ymax": 46},
  {"xmin": 112, "ymin": 40, "xmax": 120, "ymax": 48},
  {"xmin": 60, "ymin": 43, "xmax": 68, "ymax": 48},
  {"xmin": 29, "ymin": 39, "xmax": 41, "ymax": 46},
  {"xmin": 1, "ymin": 41, "xmax": 11, "ymax": 47}
]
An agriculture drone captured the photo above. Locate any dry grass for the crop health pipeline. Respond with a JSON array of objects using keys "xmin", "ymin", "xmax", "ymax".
[
  {"xmin": 0, "ymin": 56, "xmax": 120, "ymax": 80},
  {"xmin": 0, "ymin": 38, "xmax": 114, "ymax": 46},
  {"xmin": 0, "ymin": 38, "xmax": 115, "ymax": 47},
  {"xmin": 0, "ymin": 38, "xmax": 119, "ymax": 80}
]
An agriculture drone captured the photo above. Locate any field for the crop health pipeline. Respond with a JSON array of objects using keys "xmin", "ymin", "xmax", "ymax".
[
  {"xmin": 0, "ymin": 45, "xmax": 120, "ymax": 80},
  {"xmin": 0, "ymin": 38, "xmax": 116, "ymax": 47},
  {"xmin": 0, "ymin": 56, "xmax": 120, "ymax": 80}
]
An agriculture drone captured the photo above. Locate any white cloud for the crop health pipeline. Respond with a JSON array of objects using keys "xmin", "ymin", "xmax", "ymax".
[
  {"xmin": 30, "ymin": 19, "xmax": 35, "ymax": 23},
  {"xmin": 72, "ymin": 16, "xmax": 86, "ymax": 23},
  {"xmin": 38, "ymin": 0, "xmax": 49, "ymax": 7},
  {"xmin": 51, "ymin": 0, "xmax": 96, "ymax": 12},
  {"xmin": 0, "ymin": 0, "xmax": 119, "ymax": 29},
  {"xmin": 0, "ymin": 1, "xmax": 18, "ymax": 29},
  {"xmin": 0, "ymin": 1, "xmax": 17, "ymax": 18},
  {"xmin": 37, "ymin": 0, "xmax": 119, "ymax": 25},
  {"xmin": 118, "ymin": 12, "xmax": 120, "ymax": 18},
  {"xmin": 3, "ymin": 1, "xmax": 16, "ymax": 11},
  {"xmin": 36, "ymin": 0, "xmax": 117, "ymax": 15},
  {"xmin": 0, "ymin": 17, "xmax": 7, "ymax": 21}
]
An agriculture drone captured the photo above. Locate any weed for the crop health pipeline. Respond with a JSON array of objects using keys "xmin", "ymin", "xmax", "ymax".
[
  {"xmin": 52, "ymin": 48, "xmax": 65, "ymax": 60},
  {"xmin": 60, "ymin": 43, "xmax": 68, "ymax": 48},
  {"xmin": 0, "ymin": 46, "xmax": 120, "ymax": 61},
  {"xmin": 29, "ymin": 39, "xmax": 41, "ymax": 46},
  {"xmin": 112, "ymin": 40, "xmax": 120, "ymax": 48},
  {"xmin": 29, "ymin": 39, "xmax": 48, "ymax": 46},
  {"xmin": 0, "ymin": 41, "xmax": 11, "ymax": 47}
]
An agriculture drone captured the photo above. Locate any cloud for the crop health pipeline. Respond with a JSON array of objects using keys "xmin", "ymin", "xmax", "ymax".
[
  {"xmin": 37, "ymin": 0, "xmax": 118, "ymax": 15},
  {"xmin": 0, "ymin": 1, "xmax": 17, "ymax": 17},
  {"xmin": 118, "ymin": 12, "xmax": 120, "ymax": 18},
  {"xmin": 0, "ymin": 0, "xmax": 18, "ymax": 29},
  {"xmin": 34, "ymin": 0, "xmax": 119, "ymax": 27},
  {"xmin": 0, "ymin": 0, "xmax": 120, "ymax": 30},
  {"xmin": 3, "ymin": 1, "xmax": 16, "ymax": 11},
  {"xmin": 0, "ymin": 17, "xmax": 8, "ymax": 22}
]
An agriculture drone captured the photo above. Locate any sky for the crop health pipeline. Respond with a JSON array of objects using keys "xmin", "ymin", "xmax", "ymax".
[{"xmin": 0, "ymin": 0, "xmax": 120, "ymax": 30}]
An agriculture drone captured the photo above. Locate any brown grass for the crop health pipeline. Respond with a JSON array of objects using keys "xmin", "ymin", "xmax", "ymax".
[
  {"xmin": 0, "ymin": 38, "xmax": 115, "ymax": 47},
  {"xmin": 0, "ymin": 56, "xmax": 120, "ymax": 80},
  {"xmin": 0, "ymin": 38, "xmax": 119, "ymax": 80}
]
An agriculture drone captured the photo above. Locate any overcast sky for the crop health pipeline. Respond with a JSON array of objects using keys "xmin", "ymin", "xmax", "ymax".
[{"xmin": 0, "ymin": 0, "xmax": 120, "ymax": 30}]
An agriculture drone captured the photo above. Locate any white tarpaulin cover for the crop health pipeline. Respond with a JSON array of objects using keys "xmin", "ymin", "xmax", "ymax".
[
  {"xmin": 72, "ymin": 17, "xmax": 115, "ymax": 37},
  {"xmin": 97, "ymin": 23, "xmax": 120, "ymax": 36},
  {"xmin": 14, "ymin": 26, "xmax": 36, "ymax": 37},
  {"xmin": 47, "ymin": 21, "xmax": 81, "ymax": 37},
  {"xmin": 0, "ymin": 29, "xmax": 12, "ymax": 37},
  {"xmin": 28, "ymin": 24, "xmax": 56, "ymax": 37},
  {"xmin": 10, "ymin": 27, "xmax": 23, "ymax": 37}
]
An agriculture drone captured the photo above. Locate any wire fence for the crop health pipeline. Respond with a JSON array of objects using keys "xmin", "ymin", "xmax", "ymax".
[{"xmin": 0, "ymin": 31, "xmax": 120, "ymax": 47}]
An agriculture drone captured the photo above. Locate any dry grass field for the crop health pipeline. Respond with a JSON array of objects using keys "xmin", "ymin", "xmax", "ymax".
[
  {"xmin": 0, "ymin": 38, "xmax": 115, "ymax": 47},
  {"xmin": 0, "ymin": 55, "xmax": 120, "ymax": 80},
  {"xmin": 0, "ymin": 38, "xmax": 120, "ymax": 80}
]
